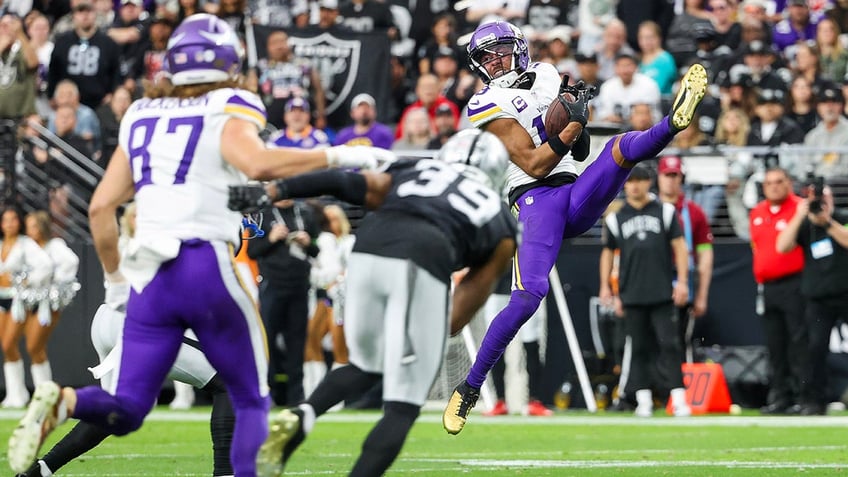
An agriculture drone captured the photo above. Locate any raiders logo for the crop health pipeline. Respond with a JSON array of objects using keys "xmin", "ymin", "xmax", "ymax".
[
  {"xmin": 288, "ymin": 33, "xmax": 361, "ymax": 116},
  {"xmin": 0, "ymin": 63, "xmax": 16, "ymax": 89}
]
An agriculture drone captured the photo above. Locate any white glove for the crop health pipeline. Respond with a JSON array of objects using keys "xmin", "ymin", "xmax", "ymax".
[
  {"xmin": 104, "ymin": 280, "xmax": 130, "ymax": 310},
  {"xmin": 326, "ymin": 146, "xmax": 396, "ymax": 171}
]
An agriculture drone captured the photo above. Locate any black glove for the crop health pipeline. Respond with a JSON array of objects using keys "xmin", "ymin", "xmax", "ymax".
[
  {"xmin": 228, "ymin": 183, "xmax": 272, "ymax": 214},
  {"xmin": 560, "ymin": 88, "xmax": 591, "ymax": 127},
  {"xmin": 560, "ymin": 76, "xmax": 597, "ymax": 100}
]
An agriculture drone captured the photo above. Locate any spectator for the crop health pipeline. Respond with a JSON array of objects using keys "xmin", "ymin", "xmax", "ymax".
[
  {"xmin": 740, "ymin": 40, "xmax": 790, "ymax": 93},
  {"xmin": 416, "ymin": 13, "xmax": 461, "ymax": 76},
  {"xmin": 576, "ymin": 0, "xmax": 617, "ymax": 56},
  {"xmin": 338, "ymin": 0, "xmax": 396, "ymax": 38},
  {"xmin": 594, "ymin": 52, "xmax": 661, "ymax": 126},
  {"xmin": 776, "ymin": 179, "xmax": 848, "ymax": 415},
  {"xmin": 750, "ymin": 167, "xmax": 808, "ymax": 415},
  {"xmin": 141, "ymin": 15, "xmax": 172, "ymax": 83},
  {"xmin": 815, "ymin": 17, "xmax": 848, "ymax": 82},
  {"xmin": 791, "ymin": 42, "xmax": 826, "ymax": 92},
  {"xmin": 574, "ymin": 53, "xmax": 602, "ymax": 90},
  {"xmin": 24, "ymin": 12, "xmax": 53, "ymax": 117},
  {"xmin": 802, "ymin": 83, "xmax": 848, "ymax": 179},
  {"xmin": 93, "ymin": 0, "xmax": 117, "ymax": 29},
  {"xmin": 0, "ymin": 13, "xmax": 38, "ymax": 120},
  {"xmin": 786, "ymin": 75, "xmax": 817, "ymax": 135},
  {"xmin": 96, "ymin": 85, "xmax": 131, "ymax": 165},
  {"xmin": 426, "ymin": 103, "xmax": 458, "ymax": 149},
  {"xmin": 628, "ymin": 103, "xmax": 656, "ymax": 131},
  {"xmin": 48, "ymin": 80, "xmax": 101, "ymax": 155},
  {"xmin": 388, "ymin": 55, "xmax": 415, "ymax": 124},
  {"xmin": 252, "ymin": 30, "xmax": 327, "ymax": 130},
  {"xmin": 216, "ymin": 0, "xmax": 246, "ymax": 39},
  {"xmin": 637, "ymin": 20, "xmax": 676, "ymax": 95},
  {"xmin": 47, "ymin": 0, "xmax": 123, "ymax": 109},
  {"xmin": 826, "ymin": 0, "xmax": 848, "ymax": 34},
  {"xmin": 333, "ymin": 93, "xmax": 394, "ymax": 149},
  {"xmin": 464, "ymin": 0, "xmax": 526, "ymax": 26},
  {"xmin": 656, "ymin": 155, "xmax": 715, "ymax": 362},
  {"xmin": 719, "ymin": 69, "xmax": 757, "ymax": 117},
  {"xmin": 616, "ymin": 0, "xmax": 674, "ymax": 53},
  {"xmin": 391, "ymin": 106, "xmax": 431, "ymax": 152},
  {"xmin": 710, "ymin": 0, "xmax": 742, "ymax": 50},
  {"xmin": 665, "ymin": 0, "xmax": 713, "ymax": 68},
  {"xmin": 108, "ymin": 0, "xmax": 150, "ymax": 94},
  {"xmin": 747, "ymin": 88, "xmax": 805, "ymax": 149},
  {"xmin": 594, "ymin": 19, "xmax": 636, "ymax": 82},
  {"xmin": 773, "ymin": 0, "xmax": 818, "ymax": 55},
  {"xmin": 687, "ymin": 23, "xmax": 734, "ymax": 85},
  {"xmin": 247, "ymin": 198, "xmax": 320, "ymax": 406},
  {"xmin": 249, "ymin": 0, "xmax": 296, "ymax": 28},
  {"xmin": 432, "ymin": 47, "xmax": 476, "ymax": 112},
  {"xmin": 545, "ymin": 25, "xmax": 577, "ymax": 78},
  {"xmin": 525, "ymin": 0, "xmax": 573, "ymax": 39},
  {"xmin": 317, "ymin": 0, "xmax": 345, "ymax": 31},
  {"xmin": 176, "ymin": 0, "xmax": 211, "ymax": 24},
  {"xmin": 599, "ymin": 165, "xmax": 692, "ymax": 418},
  {"xmin": 718, "ymin": 108, "xmax": 754, "ymax": 238},
  {"xmin": 670, "ymin": 115, "xmax": 710, "ymax": 149},
  {"xmin": 395, "ymin": 73, "xmax": 459, "ymax": 140},
  {"xmin": 267, "ymin": 97, "xmax": 330, "ymax": 149},
  {"xmin": 0, "ymin": 205, "xmax": 52, "ymax": 409}
]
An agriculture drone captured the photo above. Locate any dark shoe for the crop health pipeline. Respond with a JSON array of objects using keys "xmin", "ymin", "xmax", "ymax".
[
  {"xmin": 799, "ymin": 404, "xmax": 826, "ymax": 416},
  {"xmin": 442, "ymin": 381, "xmax": 480, "ymax": 435},
  {"xmin": 760, "ymin": 401, "xmax": 792, "ymax": 415}
]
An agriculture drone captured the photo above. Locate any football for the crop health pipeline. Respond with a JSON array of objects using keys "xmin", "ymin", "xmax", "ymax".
[{"xmin": 544, "ymin": 92, "xmax": 576, "ymax": 137}]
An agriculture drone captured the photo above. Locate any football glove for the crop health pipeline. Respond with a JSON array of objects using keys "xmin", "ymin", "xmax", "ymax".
[
  {"xmin": 560, "ymin": 88, "xmax": 591, "ymax": 128},
  {"xmin": 228, "ymin": 183, "xmax": 272, "ymax": 214}
]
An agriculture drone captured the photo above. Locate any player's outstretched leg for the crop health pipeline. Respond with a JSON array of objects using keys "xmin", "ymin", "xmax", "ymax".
[
  {"xmin": 7, "ymin": 382, "xmax": 69, "ymax": 473},
  {"xmin": 670, "ymin": 63, "xmax": 708, "ymax": 131}
]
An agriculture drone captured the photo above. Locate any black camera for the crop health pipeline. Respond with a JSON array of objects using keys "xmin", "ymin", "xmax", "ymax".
[{"xmin": 807, "ymin": 175, "xmax": 825, "ymax": 214}]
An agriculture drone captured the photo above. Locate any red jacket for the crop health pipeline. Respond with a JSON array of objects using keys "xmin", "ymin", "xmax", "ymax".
[
  {"xmin": 394, "ymin": 96, "xmax": 459, "ymax": 140},
  {"xmin": 749, "ymin": 193, "xmax": 805, "ymax": 284}
]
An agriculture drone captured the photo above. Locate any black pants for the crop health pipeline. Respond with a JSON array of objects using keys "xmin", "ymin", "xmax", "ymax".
[
  {"xmin": 761, "ymin": 275, "xmax": 808, "ymax": 406},
  {"xmin": 624, "ymin": 301, "xmax": 683, "ymax": 396},
  {"xmin": 805, "ymin": 296, "xmax": 848, "ymax": 406},
  {"xmin": 259, "ymin": 282, "xmax": 310, "ymax": 406}
]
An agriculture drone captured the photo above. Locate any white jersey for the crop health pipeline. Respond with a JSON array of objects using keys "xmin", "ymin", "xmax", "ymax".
[
  {"xmin": 466, "ymin": 62, "xmax": 578, "ymax": 194},
  {"xmin": 43, "ymin": 238, "xmax": 79, "ymax": 284},
  {"xmin": 118, "ymin": 88, "xmax": 267, "ymax": 246}
]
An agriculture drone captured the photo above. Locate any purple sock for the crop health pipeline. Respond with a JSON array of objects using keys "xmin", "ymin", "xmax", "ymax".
[
  {"xmin": 617, "ymin": 116, "xmax": 675, "ymax": 163},
  {"xmin": 466, "ymin": 291, "xmax": 541, "ymax": 389}
]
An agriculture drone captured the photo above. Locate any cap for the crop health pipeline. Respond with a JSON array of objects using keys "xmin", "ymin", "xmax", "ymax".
[
  {"xmin": 743, "ymin": 0, "xmax": 768, "ymax": 10},
  {"xmin": 285, "ymin": 97, "xmax": 310, "ymax": 112},
  {"xmin": 434, "ymin": 46, "xmax": 457, "ymax": 61},
  {"xmin": 614, "ymin": 51, "xmax": 638, "ymax": 62},
  {"xmin": 350, "ymin": 93, "xmax": 376, "ymax": 109},
  {"xmin": 72, "ymin": 1, "xmax": 94, "ymax": 11},
  {"xmin": 120, "ymin": 0, "xmax": 143, "ymax": 6},
  {"xmin": 744, "ymin": 40, "xmax": 771, "ymax": 56},
  {"xmin": 575, "ymin": 53, "xmax": 598, "ymax": 63},
  {"xmin": 820, "ymin": 83, "xmax": 845, "ymax": 103},
  {"xmin": 547, "ymin": 25, "xmax": 572, "ymax": 44},
  {"xmin": 788, "ymin": 0, "xmax": 808, "ymax": 6},
  {"xmin": 291, "ymin": 0, "xmax": 308, "ymax": 16},
  {"xmin": 658, "ymin": 155, "xmax": 684, "ymax": 175},
  {"xmin": 318, "ymin": 0, "xmax": 338, "ymax": 9},
  {"xmin": 435, "ymin": 103, "xmax": 453, "ymax": 116},
  {"xmin": 693, "ymin": 23, "xmax": 717, "ymax": 41},
  {"xmin": 150, "ymin": 14, "xmax": 174, "ymax": 26},
  {"xmin": 756, "ymin": 88, "xmax": 785, "ymax": 104},
  {"xmin": 627, "ymin": 164, "xmax": 653, "ymax": 181}
]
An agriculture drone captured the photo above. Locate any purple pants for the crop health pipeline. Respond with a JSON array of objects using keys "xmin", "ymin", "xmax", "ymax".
[
  {"xmin": 74, "ymin": 240, "xmax": 270, "ymax": 477},
  {"xmin": 466, "ymin": 118, "xmax": 676, "ymax": 389}
]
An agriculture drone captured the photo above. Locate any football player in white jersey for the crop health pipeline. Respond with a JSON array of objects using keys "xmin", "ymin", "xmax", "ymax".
[
  {"xmin": 444, "ymin": 20, "xmax": 709, "ymax": 434},
  {"xmin": 7, "ymin": 13, "xmax": 393, "ymax": 477}
]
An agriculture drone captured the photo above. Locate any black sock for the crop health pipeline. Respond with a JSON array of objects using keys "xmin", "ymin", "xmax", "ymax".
[
  {"xmin": 349, "ymin": 401, "xmax": 420, "ymax": 477},
  {"xmin": 205, "ymin": 376, "xmax": 235, "ymax": 477},
  {"xmin": 307, "ymin": 365, "xmax": 381, "ymax": 416},
  {"xmin": 40, "ymin": 421, "xmax": 110, "ymax": 474},
  {"xmin": 524, "ymin": 341, "xmax": 542, "ymax": 400}
]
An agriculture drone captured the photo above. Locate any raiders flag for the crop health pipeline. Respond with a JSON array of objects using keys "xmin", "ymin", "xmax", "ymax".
[{"xmin": 250, "ymin": 25, "xmax": 393, "ymax": 130}]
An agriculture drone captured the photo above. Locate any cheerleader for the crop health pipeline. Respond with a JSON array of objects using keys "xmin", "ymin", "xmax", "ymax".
[
  {"xmin": 23, "ymin": 211, "xmax": 80, "ymax": 392},
  {"xmin": 0, "ymin": 206, "xmax": 52, "ymax": 408}
]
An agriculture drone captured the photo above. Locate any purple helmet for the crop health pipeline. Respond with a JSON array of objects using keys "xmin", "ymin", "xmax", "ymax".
[
  {"xmin": 467, "ymin": 21, "xmax": 529, "ymax": 88},
  {"xmin": 166, "ymin": 13, "xmax": 244, "ymax": 86}
]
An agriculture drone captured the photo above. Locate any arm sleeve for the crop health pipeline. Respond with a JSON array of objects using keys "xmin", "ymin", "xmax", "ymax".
[
  {"xmin": 571, "ymin": 128, "xmax": 590, "ymax": 162},
  {"xmin": 277, "ymin": 170, "xmax": 367, "ymax": 206},
  {"xmin": 23, "ymin": 239, "xmax": 54, "ymax": 286},
  {"xmin": 48, "ymin": 239, "xmax": 80, "ymax": 283}
]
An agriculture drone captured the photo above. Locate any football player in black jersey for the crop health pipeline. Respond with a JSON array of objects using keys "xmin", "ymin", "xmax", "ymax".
[{"xmin": 228, "ymin": 129, "xmax": 518, "ymax": 477}]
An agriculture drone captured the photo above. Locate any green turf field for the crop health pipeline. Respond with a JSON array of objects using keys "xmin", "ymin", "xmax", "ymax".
[{"xmin": 1, "ymin": 408, "xmax": 847, "ymax": 476}]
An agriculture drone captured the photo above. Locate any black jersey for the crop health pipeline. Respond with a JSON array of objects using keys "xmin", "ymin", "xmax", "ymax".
[
  {"xmin": 602, "ymin": 200, "xmax": 681, "ymax": 306},
  {"xmin": 353, "ymin": 159, "xmax": 517, "ymax": 282},
  {"xmin": 47, "ymin": 30, "xmax": 122, "ymax": 109},
  {"xmin": 796, "ymin": 209, "xmax": 848, "ymax": 300}
]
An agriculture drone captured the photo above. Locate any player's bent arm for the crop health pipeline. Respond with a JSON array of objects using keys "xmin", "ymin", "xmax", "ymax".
[
  {"xmin": 695, "ymin": 246, "xmax": 713, "ymax": 305},
  {"xmin": 89, "ymin": 148, "xmax": 135, "ymax": 274},
  {"xmin": 598, "ymin": 247, "xmax": 614, "ymax": 299},
  {"xmin": 450, "ymin": 238, "xmax": 517, "ymax": 336},
  {"xmin": 483, "ymin": 118, "xmax": 582, "ymax": 179}
]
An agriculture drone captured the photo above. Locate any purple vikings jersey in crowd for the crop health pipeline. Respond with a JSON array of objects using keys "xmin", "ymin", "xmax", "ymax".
[
  {"xmin": 268, "ymin": 126, "xmax": 331, "ymax": 149},
  {"xmin": 333, "ymin": 122, "xmax": 395, "ymax": 149}
]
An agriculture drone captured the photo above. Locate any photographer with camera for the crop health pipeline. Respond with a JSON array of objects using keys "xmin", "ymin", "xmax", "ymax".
[{"xmin": 776, "ymin": 177, "xmax": 848, "ymax": 415}]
